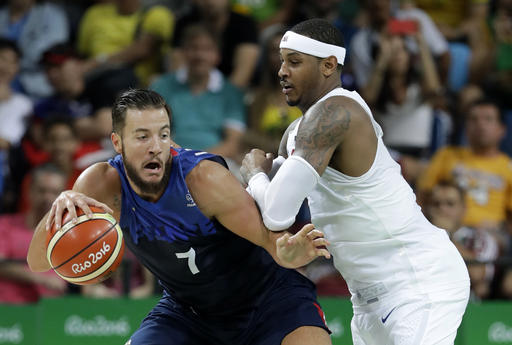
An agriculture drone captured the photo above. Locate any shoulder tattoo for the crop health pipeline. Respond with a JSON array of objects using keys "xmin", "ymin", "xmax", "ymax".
[{"xmin": 295, "ymin": 100, "xmax": 351, "ymax": 164}]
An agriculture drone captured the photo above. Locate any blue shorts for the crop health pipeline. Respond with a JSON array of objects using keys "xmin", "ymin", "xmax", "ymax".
[{"xmin": 127, "ymin": 270, "xmax": 330, "ymax": 345}]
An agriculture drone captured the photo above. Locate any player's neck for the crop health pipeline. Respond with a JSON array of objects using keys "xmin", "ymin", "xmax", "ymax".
[{"xmin": 301, "ymin": 81, "xmax": 341, "ymax": 113}]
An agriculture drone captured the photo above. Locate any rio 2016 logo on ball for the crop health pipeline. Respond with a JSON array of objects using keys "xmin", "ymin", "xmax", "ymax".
[{"xmin": 46, "ymin": 206, "xmax": 125, "ymax": 285}]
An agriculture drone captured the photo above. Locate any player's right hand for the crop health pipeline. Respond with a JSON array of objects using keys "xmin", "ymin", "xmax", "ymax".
[{"xmin": 45, "ymin": 190, "xmax": 114, "ymax": 231}]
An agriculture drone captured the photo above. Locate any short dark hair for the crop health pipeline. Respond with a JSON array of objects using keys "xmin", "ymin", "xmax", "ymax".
[
  {"xmin": 290, "ymin": 18, "xmax": 345, "ymax": 49},
  {"xmin": 0, "ymin": 38, "xmax": 21, "ymax": 59},
  {"xmin": 467, "ymin": 98, "xmax": 504, "ymax": 124},
  {"xmin": 180, "ymin": 23, "xmax": 218, "ymax": 48},
  {"xmin": 43, "ymin": 115, "xmax": 77, "ymax": 137},
  {"xmin": 40, "ymin": 43, "xmax": 79, "ymax": 67},
  {"xmin": 432, "ymin": 180, "xmax": 466, "ymax": 203},
  {"xmin": 31, "ymin": 163, "xmax": 66, "ymax": 188},
  {"xmin": 112, "ymin": 89, "xmax": 172, "ymax": 134}
]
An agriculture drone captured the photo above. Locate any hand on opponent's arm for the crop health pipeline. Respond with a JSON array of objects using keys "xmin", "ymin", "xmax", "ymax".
[
  {"xmin": 188, "ymin": 159, "xmax": 330, "ymax": 268},
  {"xmin": 276, "ymin": 224, "xmax": 330, "ymax": 268}
]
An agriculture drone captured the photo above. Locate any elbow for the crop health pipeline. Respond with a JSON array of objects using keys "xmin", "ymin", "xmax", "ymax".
[
  {"xmin": 27, "ymin": 253, "xmax": 50, "ymax": 272},
  {"xmin": 263, "ymin": 213, "xmax": 294, "ymax": 232}
]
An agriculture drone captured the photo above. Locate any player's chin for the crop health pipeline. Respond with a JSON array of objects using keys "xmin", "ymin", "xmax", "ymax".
[
  {"xmin": 285, "ymin": 96, "xmax": 300, "ymax": 107},
  {"xmin": 143, "ymin": 174, "xmax": 164, "ymax": 184}
]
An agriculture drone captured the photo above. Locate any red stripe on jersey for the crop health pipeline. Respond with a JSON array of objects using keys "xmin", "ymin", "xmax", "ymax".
[
  {"xmin": 170, "ymin": 147, "xmax": 179, "ymax": 156},
  {"xmin": 313, "ymin": 302, "xmax": 328, "ymax": 328}
]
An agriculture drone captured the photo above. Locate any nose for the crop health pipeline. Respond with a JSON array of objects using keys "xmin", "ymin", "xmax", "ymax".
[
  {"xmin": 148, "ymin": 135, "xmax": 163, "ymax": 155},
  {"xmin": 278, "ymin": 61, "xmax": 288, "ymax": 79}
]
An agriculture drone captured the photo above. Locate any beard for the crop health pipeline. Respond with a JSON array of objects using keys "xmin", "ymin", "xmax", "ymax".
[{"xmin": 122, "ymin": 151, "xmax": 172, "ymax": 196}]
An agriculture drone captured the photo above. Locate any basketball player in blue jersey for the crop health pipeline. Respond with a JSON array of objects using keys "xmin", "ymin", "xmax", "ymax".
[
  {"xmin": 241, "ymin": 19, "xmax": 470, "ymax": 345},
  {"xmin": 27, "ymin": 89, "xmax": 333, "ymax": 345}
]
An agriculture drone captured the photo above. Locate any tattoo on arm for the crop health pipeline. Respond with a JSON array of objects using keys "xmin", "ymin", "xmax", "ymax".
[
  {"xmin": 279, "ymin": 118, "xmax": 302, "ymax": 158},
  {"xmin": 295, "ymin": 99, "xmax": 351, "ymax": 172},
  {"xmin": 113, "ymin": 194, "xmax": 121, "ymax": 210}
]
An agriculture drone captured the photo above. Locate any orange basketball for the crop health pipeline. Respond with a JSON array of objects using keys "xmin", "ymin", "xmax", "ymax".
[{"xmin": 46, "ymin": 206, "xmax": 125, "ymax": 285}]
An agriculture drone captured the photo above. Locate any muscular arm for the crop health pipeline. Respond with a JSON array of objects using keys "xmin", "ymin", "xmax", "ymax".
[
  {"xmin": 188, "ymin": 160, "xmax": 327, "ymax": 268},
  {"xmin": 244, "ymin": 96, "xmax": 375, "ymax": 230},
  {"xmin": 27, "ymin": 163, "xmax": 119, "ymax": 272},
  {"xmin": 294, "ymin": 97, "xmax": 352, "ymax": 175}
]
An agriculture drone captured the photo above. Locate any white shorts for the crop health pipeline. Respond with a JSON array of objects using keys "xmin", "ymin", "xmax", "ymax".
[{"xmin": 351, "ymin": 284, "xmax": 470, "ymax": 345}]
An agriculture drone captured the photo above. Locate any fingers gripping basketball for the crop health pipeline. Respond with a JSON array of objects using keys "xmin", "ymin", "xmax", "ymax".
[{"xmin": 46, "ymin": 206, "xmax": 125, "ymax": 285}]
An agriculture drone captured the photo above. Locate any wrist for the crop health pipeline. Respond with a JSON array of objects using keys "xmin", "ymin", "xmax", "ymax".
[{"xmin": 247, "ymin": 171, "xmax": 268, "ymax": 184}]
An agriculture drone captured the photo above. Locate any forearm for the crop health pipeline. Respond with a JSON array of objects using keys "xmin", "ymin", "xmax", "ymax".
[
  {"xmin": 230, "ymin": 44, "xmax": 260, "ymax": 88},
  {"xmin": 208, "ymin": 129, "xmax": 244, "ymax": 160},
  {"xmin": 261, "ymin": 230, "xmax": 297, "ymax": 268},
  {"xmin": 0, "ymin": 262, "xmax": 47, "ymax": 284},
  {"xmin": 27, "ymin": 213, "xmax": 52, "ymax": 272},
  {"xmin": 110, "ymin": 40, "xmax": 153, "ymax": 65},
  {"xmin": 248, "ymin": 156, "xmax": 319, "ymax": 230},
  {"xmin": 361, "ymin": 59, "xmax": 387, "ymax": 106},
  {"xmin": 418, "ymin": 35, "xmax": 441, "ymax": 95}
]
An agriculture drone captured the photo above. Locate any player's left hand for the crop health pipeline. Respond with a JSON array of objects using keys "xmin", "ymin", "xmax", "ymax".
[
  {"xmin": 240, "ymin": 148, "xmax": 273, "ymax": 183},
  {"xmin": 276, "ymin": 224, "xmax": 331, "ymax": 268}
]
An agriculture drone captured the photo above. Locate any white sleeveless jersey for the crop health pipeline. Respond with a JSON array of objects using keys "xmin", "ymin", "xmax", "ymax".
[{"xmin": 287, "ymin": 88, "xmax": 469, "ymax": 312}]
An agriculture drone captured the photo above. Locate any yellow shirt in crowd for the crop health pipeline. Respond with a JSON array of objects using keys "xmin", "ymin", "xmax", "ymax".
[
  {"xmin": 77, "ymin": 3, "xmax": 174, "ymax": 86},
  {"xmin": 418, "ymin": 146, "xmax": 512, "ymax": 228},
  {"xmin": 416, "ymin": 0, "xmax": 489, "ymax": 28}
]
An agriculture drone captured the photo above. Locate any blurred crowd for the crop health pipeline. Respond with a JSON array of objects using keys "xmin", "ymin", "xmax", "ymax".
[{"xmin": 0, "ymin": 0, "xmax": 511, "ymax": 304}]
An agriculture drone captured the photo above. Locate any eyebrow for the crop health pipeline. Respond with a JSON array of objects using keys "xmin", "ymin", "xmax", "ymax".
[
  {"xmin": 133, "ymin": 125, "xmax": 170, "ymax": 133},
  {"xmin": 285, "ymin": 52, "xmax": 302, "ymax": 58}
]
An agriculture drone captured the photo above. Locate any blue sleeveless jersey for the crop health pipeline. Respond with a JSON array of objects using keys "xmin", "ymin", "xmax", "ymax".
[{"xmin": 108, "ymin": 148, "xmax": 280, "ymax": 316}]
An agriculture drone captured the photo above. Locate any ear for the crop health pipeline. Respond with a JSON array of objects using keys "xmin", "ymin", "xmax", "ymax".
[
  {"xmin": 111, "ymin": 132, "xmax": 122, "ymax": 154},
  {"xmin": 320, "ymin": 56, "xmax": 338, "ymax": 77}
]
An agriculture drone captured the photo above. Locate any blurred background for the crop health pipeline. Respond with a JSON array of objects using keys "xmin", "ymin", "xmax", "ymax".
[{"xmin": 0, "ymin": 0, "xmax": 511, "ymax": 344}]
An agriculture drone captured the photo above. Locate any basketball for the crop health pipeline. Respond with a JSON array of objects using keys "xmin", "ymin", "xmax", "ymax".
[{"xmin": 46, "ymin": 206, "xmax": 125, "ymax": 285}]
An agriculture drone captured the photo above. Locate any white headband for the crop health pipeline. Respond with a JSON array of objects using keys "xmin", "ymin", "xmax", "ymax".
[{"xmin": 279, "ymin": 31, "xmax": 346, "ymax": 65}]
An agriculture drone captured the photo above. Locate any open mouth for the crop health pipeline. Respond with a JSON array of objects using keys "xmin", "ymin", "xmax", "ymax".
[
  {"xmin": 280, "ymin": 82, "xmax": 293, "ymax": 94},
  {"xmin": 143, "ymin": 161, "xmax": 162, "ymax": 173}
]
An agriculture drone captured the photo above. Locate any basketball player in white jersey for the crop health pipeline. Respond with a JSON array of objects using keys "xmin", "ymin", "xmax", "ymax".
[{"xmin": 241, "ymin": 18, "xmax": 470, "ymax": 345}]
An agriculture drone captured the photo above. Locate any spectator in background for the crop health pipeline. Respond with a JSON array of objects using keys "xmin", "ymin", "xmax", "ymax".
[
  {"xmin": 17, "ymin": 116, "xmax": 103, "ymax": 213},
  {"xmin": 242, "ymin": 25, "xmax": 301, "ymax": 156},
  {"xmin": 415, "ymin": 0, "xmax": 493, "ymax": 87},
  {"xmin": 424, "ymin": 181, "xmax": 499, "ymax": 300},
  {"xmin": 349, "ymin": 0, "xmax": 450, "ymax": 92},
  {"xmin": 171, "ymin": 0, "xmax": 260, "ymax": 89},
  {"xmin": 77, "ymin": 0, "xmax": 174, "ymax": 87},
  {"xmin": 363, "ymin": 30, "xmax": 449, "ymax": 179},
  {"xmin": 0, "ymin": 0, "xmax": 69, "ymax": 99},
  {"xmin": 485, "ymin": 0, "xmax": 512, "ymax": 111},
  {"xmin": 394, "ymin": 0, "xmax": 451, "ymax": 84},
  {"xmin": 450, "ymin": 83, "xmax": 485, "ymax": 145},
  {"xmin": 151, "ymin": 24, "xmax": 246, "ymax": 171},
  {"xmin": 0, "ymin": 38, "xmax": 31, "ymax": 150},
  {"xmin": 0, "ymin": 163, "xmax": 67, "ymax": 304},
  {"xmin": 37, "ymin": 43, "xmax": 115, "ymax": 143},
  {"xmin": 0, "ymin": 38, "xmax": 31, "ymax": 210},
  {"xmin": 418, "ymin": 99, "xmax": 512, "ymax": 250},
  {"xmin": 231, "ymin": 0, "xmax": 298, "ymax": 30}
]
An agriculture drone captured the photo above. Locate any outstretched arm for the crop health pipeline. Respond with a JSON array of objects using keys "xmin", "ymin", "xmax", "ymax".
[{"xmin": 188, "ymin": 159, "xmax": 330, "ymax": 268}]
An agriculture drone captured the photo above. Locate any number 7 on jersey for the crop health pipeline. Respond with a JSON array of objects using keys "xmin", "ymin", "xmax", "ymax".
[{"xmin": 176, "ymin": 247, "xmax": 199, "ymax": 274}]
